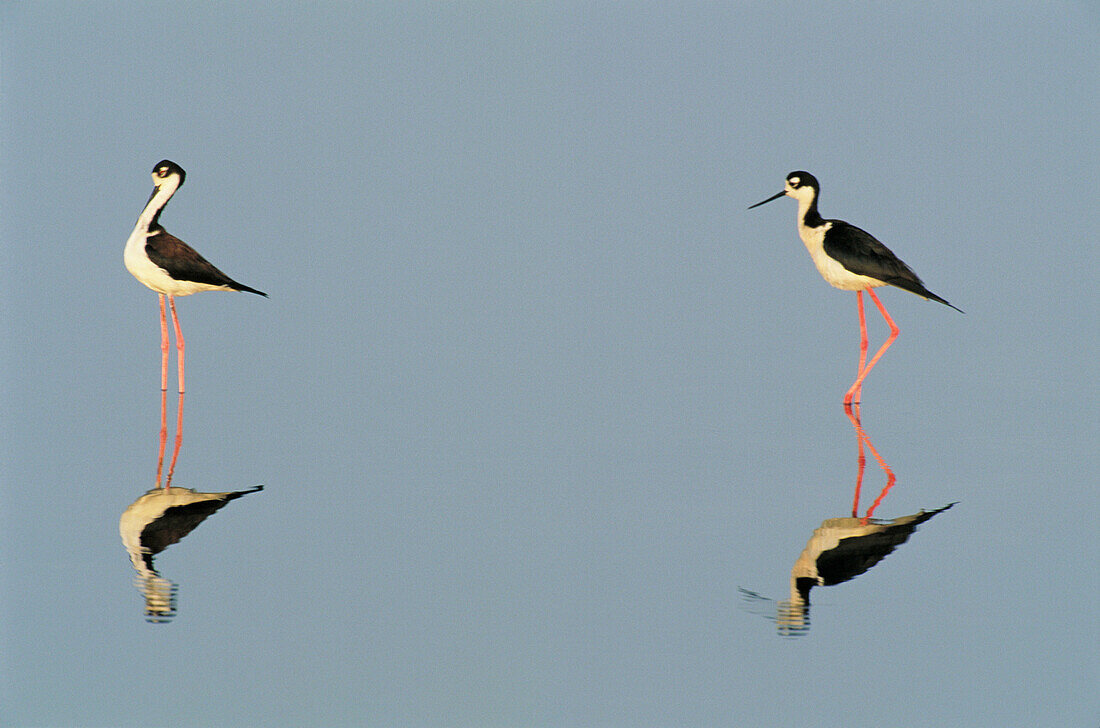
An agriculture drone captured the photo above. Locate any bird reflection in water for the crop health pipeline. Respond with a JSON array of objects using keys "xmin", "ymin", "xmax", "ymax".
[
  {"xmin": 119, "ymin": 390, "xmax": 263, "ymax": 623},
  {"xmin": 771, "ymin": 502, "xmax": 956, "ymax": 636},
  {"xmin": 741, "ymin": 405, "xmax": 955, "ymax": 636}
]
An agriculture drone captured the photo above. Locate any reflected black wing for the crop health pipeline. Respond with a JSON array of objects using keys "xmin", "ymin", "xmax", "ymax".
[
  {"xmin": 140, "ymin": 486, "xmax": 264, "ymax": 555},
  {"xmin": 816, "ymin": 504, "xmax": 956, "ymax": 586},
  {"xmin": 815, "ymin": 528, "xmax": 917, "ymax": 585}
]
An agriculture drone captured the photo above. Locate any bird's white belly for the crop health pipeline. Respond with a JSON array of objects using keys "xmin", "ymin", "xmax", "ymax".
[{"xmin": 799, "ymin": 224, "xmax": 883, "ymax": 291}]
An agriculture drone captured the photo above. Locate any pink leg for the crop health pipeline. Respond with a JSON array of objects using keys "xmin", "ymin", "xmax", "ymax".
[
  {"xmin": 844, "ymin": 288, "xmax": 899, "ymax": 405},
  {"xmin": 159, "ymin": 295, "xmax": 170, "ymax": 392},
  {"xmin": 165, "ymin": 392, "xmax": 185, "ymax": 487},
  {"xmin": 844, "ymin": 291, "xmax": 870, "ymax": 406},
  {"xmin": 167, "ymin": 296, "xmax": 186, "ymax": 393}
]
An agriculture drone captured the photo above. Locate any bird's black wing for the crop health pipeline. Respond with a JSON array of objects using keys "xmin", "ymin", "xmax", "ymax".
[
  {"xmin": 146, "ymin": 229, "xmax": 267, "ymax": 296},
  {"xmin": 824, "ymin": 221, "xmax": 959, "ymax": 311},
  {"xmin": 824, "ymin": 221, "xmax": 925, "ymax": 291}
]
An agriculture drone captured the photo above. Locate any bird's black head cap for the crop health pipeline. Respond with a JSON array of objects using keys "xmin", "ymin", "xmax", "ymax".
[
  {"xmin": 785, "ymin": 171, "xmax": 818, "ymax": 192},
  {"xmin": 152, "ymin": 160, "xmax": 186, "ymax": 186}
]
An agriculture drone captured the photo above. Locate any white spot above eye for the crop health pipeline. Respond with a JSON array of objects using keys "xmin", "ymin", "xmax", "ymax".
[{"xmin": 789, "ymin": 176, "xmax": 800, "ymax": 186}]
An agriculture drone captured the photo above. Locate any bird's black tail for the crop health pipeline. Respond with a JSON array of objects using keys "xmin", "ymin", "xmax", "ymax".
[
  {"xmin": 234, "ymin": 283, "xmax": 268, "ymax": 297},
  {"xmin": 888, "ymin": 277, "xmax": 963, "ymax": 313},
  {"xmin": 925, "ymin": 290, "xmax": 964, "ymax": 314}
]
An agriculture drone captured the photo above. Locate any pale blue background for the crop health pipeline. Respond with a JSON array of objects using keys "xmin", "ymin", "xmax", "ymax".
[{"xmin": 2, "ymin": 2, "xmax": 1098, "ymax": 726}]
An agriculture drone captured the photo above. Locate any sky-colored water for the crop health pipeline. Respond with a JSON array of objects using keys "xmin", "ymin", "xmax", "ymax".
[{"xmin": 2, "ymin": 3, "xmax": 1097, "ymax": 726}]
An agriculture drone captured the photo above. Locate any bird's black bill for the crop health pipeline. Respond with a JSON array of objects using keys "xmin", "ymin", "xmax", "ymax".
[{"xmin": 748, "ymin": 190, "xmax": 786, "ymax": 210}]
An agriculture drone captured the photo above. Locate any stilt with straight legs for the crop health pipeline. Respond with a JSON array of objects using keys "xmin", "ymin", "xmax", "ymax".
[{"xmin": 126, "ymin": 160, "xmax": 265, "ymax": 395}]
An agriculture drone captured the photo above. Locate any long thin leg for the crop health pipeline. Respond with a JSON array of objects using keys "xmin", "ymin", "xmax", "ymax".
[
  {"xmin": 844, "ymin": 288, "xmax": 899, "ymax": 404},
  {"xmin": 167, "ymin": 296, "xmax": 186, "ymax": 394},
  {"xmin": 166, "ymin": 391, "xmax": 185, "ymax": 487},
  {"xmin": 159, "ymin": 294, "xmax": 170, "ymax": 392},
  {"xmin": 844, "ymin": 291, "xmax": 870, "ymax": 406}
]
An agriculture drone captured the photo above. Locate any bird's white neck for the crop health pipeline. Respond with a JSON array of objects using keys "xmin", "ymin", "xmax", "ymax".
[
  {"xmin": 125, "ymin": 181, "xmax": 178, "ymax": 270},
  {"xmin": 134, "ymin": 179, "xmax": 180, "ymax": 234},
  {"xmin": 796, "ymin": 193, "xmax": 824, "ymax": 232}
]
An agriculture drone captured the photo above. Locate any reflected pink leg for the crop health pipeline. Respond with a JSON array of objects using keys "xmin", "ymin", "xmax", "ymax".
[
  {"xmin": 861, "ymin": 432, "xmax": 897, "ymax": 522},
  {"xmin": 159, "ymin": 294, "xmax": 170, "ymax": 392},
  {"xmin": 156, "ymin": 388, "xmax": 168, "ymax": 488},
  {"xmin": 168, "ymin": 296, "xmax": 186, "ymax": 393},
  {"xmin": 844, "ymin": 402, "xmax": 866, "ymax": 517},
  {"xmin": 165, "ymin": 392, "xmax": 185, "ymax": 487},
  {"xmin": 843, "ymin": 398, "xmax": 897, "ymax": 523}
]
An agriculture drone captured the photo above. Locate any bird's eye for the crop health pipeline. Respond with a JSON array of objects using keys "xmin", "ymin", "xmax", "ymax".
[{"xmin": 789, "ymin": 177, "xmax": 800, "ymax": 187}]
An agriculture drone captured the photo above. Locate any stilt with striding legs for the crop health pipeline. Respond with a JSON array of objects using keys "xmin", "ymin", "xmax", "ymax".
[{"xmin": 750, "ymin": 171, "xmax": 961, "ymax": 404}]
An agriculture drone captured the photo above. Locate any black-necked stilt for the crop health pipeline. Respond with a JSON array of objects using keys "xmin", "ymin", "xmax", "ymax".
[
  {"xmin": 749, "ymin": 171, "xmax": 962, "ymax": 405},
  {"xmin": 124, "ymin": 160, "xmax": 266, "ymax": 393}
]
